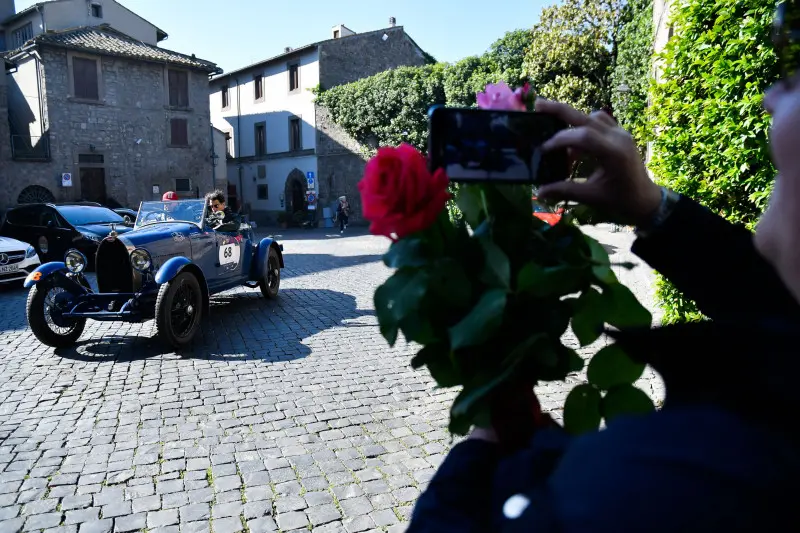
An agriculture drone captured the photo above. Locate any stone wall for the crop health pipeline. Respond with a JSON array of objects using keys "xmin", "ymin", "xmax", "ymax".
[
  {"xmin": 315, "ymin": 27, "xmax": 428, "ymax": 224},
  {"xmin": 0, "ymin": 46, "xmax": 215, "ymax": 211}
]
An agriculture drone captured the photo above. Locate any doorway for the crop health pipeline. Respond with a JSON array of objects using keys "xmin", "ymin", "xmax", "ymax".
[
  {"xmin": 290, "ymin": 179, "xmax": 305, "ymax": 213},
  {"xmin": 80, "ymin": 167, "xmax": 107, "ymax": 204}
]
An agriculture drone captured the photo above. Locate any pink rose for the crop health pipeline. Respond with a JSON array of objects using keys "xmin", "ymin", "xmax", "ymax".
[{"xmin": 476, "ymin": 82, "xmax": 526, "ymax": 111}]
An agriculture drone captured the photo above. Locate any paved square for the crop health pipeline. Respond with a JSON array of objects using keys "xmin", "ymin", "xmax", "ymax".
[{"xmin": 0, "ymin": 226, "xmax": 663, "ymax": 533}]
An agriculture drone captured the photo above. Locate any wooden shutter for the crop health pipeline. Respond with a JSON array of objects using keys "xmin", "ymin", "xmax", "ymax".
[
  {"xmin": 169, "ymin": 70, "xmax": 189, "ymax": 107},
  {"xmin": 170, "ymin": 118, "xmax": 188, "ymax": 146},
  {"xmin": 73, "ymin": 57, "xmax": 99, "ymax": 100}
]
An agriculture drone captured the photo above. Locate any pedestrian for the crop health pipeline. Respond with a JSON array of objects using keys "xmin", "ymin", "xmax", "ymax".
[
  {"xmin": 407, "ymin": 2, "xmax": 800, "ymax": 531},
  {"xmin": 336, "ymin": 196, "xmax": 350, "ymax": 233}
]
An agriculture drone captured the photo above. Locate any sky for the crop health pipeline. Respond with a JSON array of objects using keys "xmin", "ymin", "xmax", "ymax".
[{"xmin": 13, "ymin": 0, "xmax": 550, "ymax": 73}]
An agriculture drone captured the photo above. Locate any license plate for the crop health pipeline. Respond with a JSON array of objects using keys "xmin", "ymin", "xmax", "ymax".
[{"xmin": 0, "ymin": 264, "xmax": 18, "ymax": 273}]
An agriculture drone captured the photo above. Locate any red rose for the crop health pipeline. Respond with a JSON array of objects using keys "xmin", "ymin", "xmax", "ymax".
[{"xmin": 359, "ymin": 143, "xmax": 451, "ymax": 240}]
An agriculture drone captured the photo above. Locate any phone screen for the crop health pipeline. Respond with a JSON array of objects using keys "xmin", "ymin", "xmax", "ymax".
[{"xmin": 427, "ymin": 107, "xmax": 569, "ymax": 185}]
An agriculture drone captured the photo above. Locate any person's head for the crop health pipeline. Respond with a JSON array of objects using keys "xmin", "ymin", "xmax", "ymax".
[
  {"xmin": 162, "ymin": 191, "xmax": 178, "ymax": 211},
  {"xmin": 756, "ymin": 0, "xmax": 800, "ymax": 301},
  {"xmin": 339, "ymin": 195, "xmax": 347, "ymax": 205},
  {"xmin": 208, "ymin": 189, "xmax": 226, "ymax": 213}
]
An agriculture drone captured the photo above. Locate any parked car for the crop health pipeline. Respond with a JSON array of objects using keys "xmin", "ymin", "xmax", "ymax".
[
  {"xmin": 532, "ymin": 196, "xmax": 564, "ymax": 225},
  {"xmin": 0, "ymin": 203, "xmax": 132, "ymax": 266},
  {"xmin": 23, "ymin": 199, "xmax": 285, "ymax": 349},
  {"xmin": 0, "ymin": 236, "xmax": 41, "ymax": 285}
]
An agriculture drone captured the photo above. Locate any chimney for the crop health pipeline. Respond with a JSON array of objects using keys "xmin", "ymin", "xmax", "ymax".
[
  {"xmin": 284, "ymin": 47, "xmax": 292, "ymax": 53},
  {"xmin": 389, "ymin": 17, "xmax": 396, "ymax": 27}
]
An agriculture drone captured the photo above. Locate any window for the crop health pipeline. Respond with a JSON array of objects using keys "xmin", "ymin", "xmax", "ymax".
[
  {"xmin": 254, "ymin": 122, "xmax": 266, "ymax": 156},
  {"xmin": 257, "ymin": 165, "xmax": 266, "ymax": 179},
  {"xmin": 72, "ymin": 56, "xmax": 100, "ymax": 100},
  {"xmin": 78, "ymin": 154, "xmax": 104, "ymax": 164},
  {"xmin": 90, "ymin": 3, "xmax": 103, "ymax": 17},
  {"xmin": 289, "ymin": 117, "xmax": 302, "ymax": 151},
  {"xmin": 12, "ymin": 22, "xmax": 33, "ymax": 49},
  {"xmin": 168, "ymin": 69, "xmax": 189, "ymax": 107},
  {"xmin": 221, "ymin": 86, "xmax": 229, "ymax": 109},
  {"xmin": 288, "ymin": 64, "xmax": 299, "ymax": 92},
  {"xmin": 225, "ymin": 131, "xmax": 233, "ymax": 158},
  {"xmin": 333, "ymin": 29, "xmax": 340, "ymax": 39},
  {"xmin": 175, "ymin": 179, "xmax": 191, "ymax": 192},
  {"xmin": 170, "ymin": 118, "xmax": 189, "ymax": 146},
  {"xmin": 257, "ymin": 184, "xmax": 268, "ymax": 200},
  {"xmin": 254, "ymin": 75, "xmax": 263, "ymax": 101}
]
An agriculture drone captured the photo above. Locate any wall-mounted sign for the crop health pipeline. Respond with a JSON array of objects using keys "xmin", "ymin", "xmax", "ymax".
[
  {"xmin": 61, "ymin": 173, "xmax": 72, "ymax": 187},
  {"xmin": 306, "ymin": 171, "xmax": 315, "ymax": 189},
  {"xmin": 152, "ymin": 185, "xmax": 160, "ymax": 195},
  {"xmin": 306, "ymin": 193, "xmax": 316, "ymax": 204},
  {"xmin": 308, "ymin": 204, "xmax": 317, "ymax": 210}
]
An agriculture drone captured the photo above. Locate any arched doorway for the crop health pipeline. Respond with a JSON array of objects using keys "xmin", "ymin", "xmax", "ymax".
[
  {"xmin": 284, "ymin": 168, "xmax": 307, "ymax": 214},
  {"xmin": 17, "ymin": 185, "xmax": 55, "ymax": 204}
]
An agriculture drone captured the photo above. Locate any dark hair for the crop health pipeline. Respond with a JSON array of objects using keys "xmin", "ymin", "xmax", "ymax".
[{"xmin": 207, "ymin": 189, "xmax": 225, "ymax": 205}]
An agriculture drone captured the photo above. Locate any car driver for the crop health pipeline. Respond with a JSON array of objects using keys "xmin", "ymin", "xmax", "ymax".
[{"xmin": 205, "ymin": 189, "xmax": 241, "ymax": 232}]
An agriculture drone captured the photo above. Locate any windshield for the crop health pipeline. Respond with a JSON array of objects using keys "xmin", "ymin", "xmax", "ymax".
[
  {"xmin": 56, "ymin": 205, "xmax": 125, "ymax": 226},
  {"xmin": 135, "ymin": 199, "xmax": 207, "ymax": 228}
]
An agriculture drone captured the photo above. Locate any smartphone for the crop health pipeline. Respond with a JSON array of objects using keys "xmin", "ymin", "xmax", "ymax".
[{"xmin": 427, "ymin": 106, "xmax": 569, "ymax": 185}]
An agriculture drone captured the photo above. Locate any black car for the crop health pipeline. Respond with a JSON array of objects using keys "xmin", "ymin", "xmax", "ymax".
[{"xmin": 0, "ymin": 203, "xmax": 133, "ymax": 265}]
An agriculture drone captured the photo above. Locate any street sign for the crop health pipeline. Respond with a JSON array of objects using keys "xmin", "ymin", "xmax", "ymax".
[
  {"xmin": 306, "ymin": 171, "xmax": 315, "ymax": 189},
  {"xmin": 61, "ymin": 173, "xmax": 72, "ymax": 187},
  {"xmin": 306, "ymin": 193, "xmax": 316, "ymax": 203},
  {"xmin": 308, "ymin": 204, "xmax": 317, "ymax": 210}
]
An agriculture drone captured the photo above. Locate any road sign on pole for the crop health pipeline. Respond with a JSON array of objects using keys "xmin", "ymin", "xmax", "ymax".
[
  {"xmin": 306, "ymin": 193, "xmax": 316, "ymax": 204},
  {"xmin": 306, "ymin": 171, "xmax": 315, "ymax": 189}
]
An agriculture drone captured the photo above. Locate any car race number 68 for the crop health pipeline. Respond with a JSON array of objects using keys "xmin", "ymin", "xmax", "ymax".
[{"xmin": 219, "ymin": 242, "xmax": 240, "ymax": 266}]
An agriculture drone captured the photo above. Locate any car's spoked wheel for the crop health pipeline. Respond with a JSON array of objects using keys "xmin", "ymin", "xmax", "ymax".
[
  {"xmin": 27, "ymin": 284, "xmax": 85, "ymax": 348},
  {"xmin": 259, "ymin": 247, "xmax": 281, "ymax": 299},
  {"xmin": 155, "ymin": 272, "xmax": 203, "ymax": 349}
]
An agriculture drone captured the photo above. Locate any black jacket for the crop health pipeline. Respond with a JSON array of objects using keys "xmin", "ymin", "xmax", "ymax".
[
  {"xmin": 408, "ymin": 196, "xmax": 800, "ymax": 532},
  {"xmin": 209, "ymin": 206, "xmax": 241, "ymax": 232}
]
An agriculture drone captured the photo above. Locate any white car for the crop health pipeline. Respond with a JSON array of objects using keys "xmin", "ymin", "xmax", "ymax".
[{"xmin": 0, "ymin": 236, "xmax": 41, "ymax": 285}]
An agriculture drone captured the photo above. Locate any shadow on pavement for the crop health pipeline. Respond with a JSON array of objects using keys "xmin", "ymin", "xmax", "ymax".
[
  {"xmin": 258, "ymin": 227, "xmax": 372, "ymax": 241},
  {"xmin": 52, "ymin": 288, "xmax": 374, "ymax": 363},
  {"xmin": 281, "ymin": 253, "xmax": 384, "ymax": 280}
]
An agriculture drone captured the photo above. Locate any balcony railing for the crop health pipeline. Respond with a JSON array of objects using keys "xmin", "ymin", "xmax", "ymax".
[{"xmin": 11, "ymin": 134, "xmax": 51, "ymax": 161}]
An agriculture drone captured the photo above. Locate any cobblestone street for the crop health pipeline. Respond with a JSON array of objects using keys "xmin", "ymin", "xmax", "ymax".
[{"xmin": 0, "ymin": 226, "xmax": 663, "ymax": 533}]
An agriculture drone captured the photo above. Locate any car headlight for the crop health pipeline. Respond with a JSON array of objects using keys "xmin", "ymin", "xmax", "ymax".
[
  {"xmin": 81, "ymin": 232, "xmax": 101, "ymax": 243},
  {"xmin": 25, "ymin": 245, "xmax": 36, "ymax": 258},
  {"xmin": 64, "ymin": 249, "xmax": 87, "ymax": 273},
  {"xmin": 130, "ymin": 248, "xmax": 152, "ymax": 272}
]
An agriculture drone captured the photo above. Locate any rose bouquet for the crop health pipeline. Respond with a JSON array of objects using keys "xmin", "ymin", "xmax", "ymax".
[{"xmin": 359, "ymin": 82, "xmax": 654, "ymax": 445}]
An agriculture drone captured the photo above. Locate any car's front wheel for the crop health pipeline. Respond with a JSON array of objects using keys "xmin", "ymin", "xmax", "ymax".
[
  {"xmin": 259, "ymin": 246, "xmax": 281, "ymax": 299},
  {"xmin": 27, "ymin": 283, "xmax": 86, "ymax": 348},
  {"xmin": 155, "ymin": 271, "xmax": 203, "ymax": 349}
]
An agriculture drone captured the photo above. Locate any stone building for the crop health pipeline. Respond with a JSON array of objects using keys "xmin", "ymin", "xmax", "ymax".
[
  {"xmin": 0, "ymin": 0, "xmax": 221, "ymax": 210},
  {"xmin": 208, "ymin": 20, "xmax": 430, "ymax": 225}
]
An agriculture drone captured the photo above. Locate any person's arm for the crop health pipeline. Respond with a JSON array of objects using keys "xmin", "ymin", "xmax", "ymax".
[
  {"xmin": 407, "ymin": 439, "xmax": 500, "ymax": 532},
  {"xmin": 631, "ymin": 194, "xmax": 800, "ymax": 320}
]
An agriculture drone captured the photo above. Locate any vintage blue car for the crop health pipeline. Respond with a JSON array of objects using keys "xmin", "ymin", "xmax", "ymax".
[{"xmin": 23, "ymin": 199, "xmax": 284, "ymax": 349}]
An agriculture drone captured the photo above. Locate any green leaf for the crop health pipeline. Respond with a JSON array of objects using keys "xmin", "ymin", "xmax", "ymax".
[
  {"xmin": 602, "ymin": 283, "xmax": 652, "ymax": 329},
  {"xmin": 428, "ymin": 259, "xmax": 472, "ymax": 310},
  {"xmin": 571, "ymin": 288, "xmax": 606, "ymax": 346},
  {"xmin": 448, "ymin": 289, "xmax": 507, "ymax": 351},
  {"xmin": 584, "ymin": 235, "xmax": 617, "ymax": 285},
  {"xmin": 373, "ymin": 269, "xmax": 430, "ymax": 346},
  {"xmin": 517, "ymin": 263, "xmax": 586, "ymax": 297},
  {"xmin": 479, "ymin": 240, "xmax": 511, "ymax": 289},
  {"xmin": 563, "ymin": 384, "xmax": 602, "ymax": 435},
  {"xmin": 456, "ymin": 185, "xmax": 486, "ymax": 228},
  {"xmin": 399, "ymin": 312, "xmax": 438, "ymax": 345},
  {"xmin": 586, "ymin": 344, "xmax": 645, "ymax": 390},
  {"xmin": 601, "ymin": 384, "xmax": 655, "ymax": 423},
  {"xmin": 412, "ymin": 343, "xmax": 461, "ymax": 387},
  {"xmin": 383, "ymin": 239, "xmax": 427, "ymax": 269}
]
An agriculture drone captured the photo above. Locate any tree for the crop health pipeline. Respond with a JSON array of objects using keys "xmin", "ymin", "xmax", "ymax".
[
  {"xmin": 648, "ymin": 0, "xmax": 780, "ymax": 323},
  {"xmin": 609, "ymin": 0, "xmax": 653, "ymax": 156},
  {"xmin": 484, "ymin": 29, "xmax": 532, "ymax": 85},
  {"xmin": 524, "ymin": 0, "xmax": 626, "ymax": 112}
]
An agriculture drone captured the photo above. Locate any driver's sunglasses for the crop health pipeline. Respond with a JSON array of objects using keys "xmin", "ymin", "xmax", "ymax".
[
  {"xmin": 211, "ymin": 203, "xmax": 222, "ymax": 210},
  {"xmin": 774, "ymin": 1, "xmax": 800, "ymax": 86}
]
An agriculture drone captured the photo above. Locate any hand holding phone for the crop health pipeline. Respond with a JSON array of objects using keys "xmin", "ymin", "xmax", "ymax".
[{"xmin": 427, "ymin": 106, "xmax": 570, "ymax": 185}]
